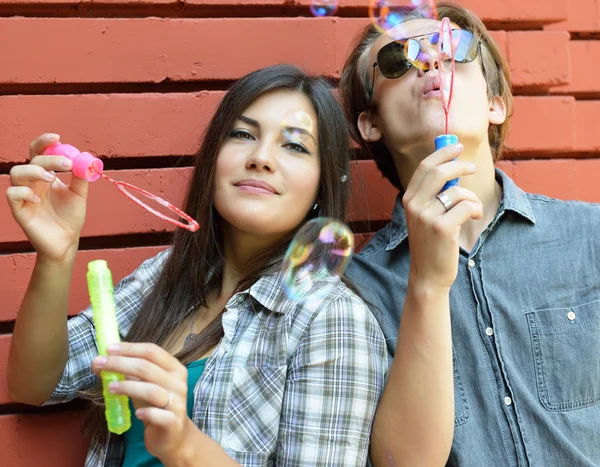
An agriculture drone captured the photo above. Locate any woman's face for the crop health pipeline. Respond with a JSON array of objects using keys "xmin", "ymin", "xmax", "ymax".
[{"xmin": 213, "ymin": 90, "xmax": 321, "ymax": 238}]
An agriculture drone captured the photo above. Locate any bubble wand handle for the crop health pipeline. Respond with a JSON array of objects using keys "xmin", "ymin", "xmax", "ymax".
[
  {"xmin": 87, "ymin": 260, "xmax": 131, "ymax": 435},
  {"xmin": 436, "ymin": 17, "xmax": 459, "ymax": 193},
  {"xmin": 44, "ymin": 143, "xmax": 104, "ymax": 182}
]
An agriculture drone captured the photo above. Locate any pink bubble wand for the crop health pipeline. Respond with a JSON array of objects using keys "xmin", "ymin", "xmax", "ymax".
[
  {"xmin": 44, "ymin": 142, "xmax": 199, "ymax": 232},
  {"xmin": 435, "ymin": 16, "xmax": 459, "ymax": 191}
]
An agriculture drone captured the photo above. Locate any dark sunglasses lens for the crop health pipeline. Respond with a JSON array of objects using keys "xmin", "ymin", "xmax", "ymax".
[
  {"xmin": 452, "ymin": 30, "xmax": 478, "ymax": 62},
  {"xmin": 378, "ymin": 41, "xmax": 412, "ymax": 79}
]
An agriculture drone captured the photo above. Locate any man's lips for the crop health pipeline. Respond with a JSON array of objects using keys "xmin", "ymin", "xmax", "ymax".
[{"xmin": 422, "ymin": 75, "xmax": 442, "ymax": 98}]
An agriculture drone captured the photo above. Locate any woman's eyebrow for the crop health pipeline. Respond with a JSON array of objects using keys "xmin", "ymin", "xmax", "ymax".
[
  {"xmin": 282, "ymin": 125, "xmax": 317, "ymax": 144},
  {"xmin": 238, "ymin": 115, "xmax": 260, "ymax": 127}
]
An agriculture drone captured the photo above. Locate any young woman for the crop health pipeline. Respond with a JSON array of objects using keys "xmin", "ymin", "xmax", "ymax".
[{"xmin": 6, "ymin": 64, "xmax": 387, "ymax": 466}]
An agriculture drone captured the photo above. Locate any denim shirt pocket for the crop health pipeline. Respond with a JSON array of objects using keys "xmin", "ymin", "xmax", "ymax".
[
  {"xmin": 453, "ymin": 347, "xmax": 471, "ymax": 426},
  {"xmin": 526, "ymin": 299, "xmax": 600, "ymax": 411}
]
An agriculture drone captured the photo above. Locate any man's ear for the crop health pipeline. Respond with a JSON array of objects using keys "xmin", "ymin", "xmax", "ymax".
[
  {"xmin": 489, "ymin": 95, "xmax": 507, "ymax": 125},
  {"xmin": 358, "ymin": 110, "xmax": 383, "ymax": 142}
]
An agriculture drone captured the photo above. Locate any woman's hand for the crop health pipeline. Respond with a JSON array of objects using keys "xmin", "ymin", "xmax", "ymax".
[
  {"xmin": 402, "ymin": 143, "xmax": 483, "ymax": 292},
  {"xmin": 6, "ymin": 133, "xmax": 88, "ymax": 263},
  {"xmin": 92, "ymin": 342, "xmax": 196, "ymax": 464}
]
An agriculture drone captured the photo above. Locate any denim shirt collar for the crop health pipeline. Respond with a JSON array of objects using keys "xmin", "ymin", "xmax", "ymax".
[{"xmin": 386, "ymin": 168, "xmax": 536, "ymax": 251}]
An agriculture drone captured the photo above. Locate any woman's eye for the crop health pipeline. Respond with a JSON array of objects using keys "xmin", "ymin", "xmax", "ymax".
[
  {"xmin": 285, "ymin": 142, "xmax": 310, "ymax": 154},
  {"xmin": 229, "ymin": 129, "xmax": 255, "ymax": 140}
]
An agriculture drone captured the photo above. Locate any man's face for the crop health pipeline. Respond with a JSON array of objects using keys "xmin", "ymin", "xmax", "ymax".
[{"xmin": 362, "ymin": 19, "xmax": 502, "ymax": 157}]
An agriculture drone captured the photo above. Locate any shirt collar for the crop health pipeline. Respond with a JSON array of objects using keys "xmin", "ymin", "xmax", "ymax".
[
  {"xmin": 386, "ymin": 168, "xmax": 536, "ymax": 252},
  {"xmin": 226, "ymin": 271, "xmax": 290, "ymax": 315}
]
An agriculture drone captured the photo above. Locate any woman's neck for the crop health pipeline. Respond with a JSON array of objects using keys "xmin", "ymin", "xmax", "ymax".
[{"xmin": 219, "ymin": 226, "xmax": 283, "ymax": 298}]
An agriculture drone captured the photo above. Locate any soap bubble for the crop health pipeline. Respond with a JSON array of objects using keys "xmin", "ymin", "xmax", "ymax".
[
  {"xmin": 310, "ymin": 0, "xmax": 338, "ymax": 17},
  {"xmin": 281, "ymin": 110, "xmax": 314, "ymax": 145},
  {"xmin": 282, "ymin": 217, "xmax": 354, "ymax": 301},
  {"xmin": 369, "ymin": 0, "xmax": 438, "ymax": 35}
]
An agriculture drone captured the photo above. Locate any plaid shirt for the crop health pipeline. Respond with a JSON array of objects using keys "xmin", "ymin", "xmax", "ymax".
[{"xmin": 43, "ymin": 249, "xmax": 387, "ymax": 466}]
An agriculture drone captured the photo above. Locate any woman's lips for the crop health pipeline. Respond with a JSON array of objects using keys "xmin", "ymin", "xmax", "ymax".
[{"xmin": 236, "ymin": 185, "xmax": 276, "ymax": 195}]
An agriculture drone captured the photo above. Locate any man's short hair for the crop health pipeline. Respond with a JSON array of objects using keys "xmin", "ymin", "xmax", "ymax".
[{"xmin": 339, "ymin": 2, "xmax": 513, "ymax": 190}]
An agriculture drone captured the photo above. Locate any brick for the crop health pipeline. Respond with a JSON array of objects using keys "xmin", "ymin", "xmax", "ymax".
[
  {"xmin": 440, "ymin": 0, "xmax": 568, "ymax": 24},
  {"xmin": 552, "ymin": 41, "xmax": 600, "ymax": 96},
  {"xmin": 0, "ymin": 246, "xmax": 167, "ymax": 323},
  {"xmin": 511, "ymin": 159, "xmax": 600, "ymax": 203},
  {"xmin": 573, "ymin": 159, "xmax": 600, "ymax": 202},
  {"xmin": 545, "ymin": 0, "xmax": 600, "ymax": 33},
  {"xmin": 0, "ymin": 161, "xmax": 396, "ymax": 243},
  {"xmin": 505, "ymin": 96, "xmax": 576, "ymax": 155},
  {"xmin": 512, "ymin": 159, "xmax": 578, "ymax": 199},
  {"xmin": 0, "ymin": 92, "xmax": 224, "ymax": 164},
  {"xmin": 348, "ymin": 160, "xmax": 398, "ymax": 223},
  {"xmin": 0, "ymin": 18, "xmax": 339, "ymax": 84},
  {"xmin": 0, "ymin": 18, "xmax": 567, "ymax": 86},
  {"xmin": 0, "ymin": 412, "xmax": 88, "ymax": 466},
  {"xmin": 301, "ymin": 0, "xmax": 568, "ymax": 24},
  {"xmin": 507, "ymin": 31, "xmax": 570, "ymax": 90},
  {"xmin": 575, "ymin": 101, "xmax": 600, "ymax": 152}
]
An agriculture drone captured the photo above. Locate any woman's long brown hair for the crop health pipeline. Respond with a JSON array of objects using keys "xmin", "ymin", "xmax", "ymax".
[{"xmin": 81, "ymin": 64, "xmax": 353, "ymax": 444}]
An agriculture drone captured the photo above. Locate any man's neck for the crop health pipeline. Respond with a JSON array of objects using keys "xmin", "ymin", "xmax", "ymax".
[
  {"xmin": 396, "ymin": 141, "xmax": 503, "ymax": 252},
  {"xmin": 457, "ymin": 153, "xmax": 502, "ymax": 252}
]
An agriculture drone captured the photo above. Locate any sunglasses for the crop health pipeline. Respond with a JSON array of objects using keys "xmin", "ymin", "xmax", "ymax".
[{"xmin": 369, "ymin": 29, "xmax": 480, "ymax": 100}]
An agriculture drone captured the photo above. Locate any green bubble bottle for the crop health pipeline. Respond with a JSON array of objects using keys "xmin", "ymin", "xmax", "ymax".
[{"xmin": 87, "ymin": 260, "xmax": 131, "ymax": 434}]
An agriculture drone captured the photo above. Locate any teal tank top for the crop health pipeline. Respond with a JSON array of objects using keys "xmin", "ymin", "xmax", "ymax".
[{"xmin": 121, "ymin": 358, "xmax": 208, "ymax": 466}]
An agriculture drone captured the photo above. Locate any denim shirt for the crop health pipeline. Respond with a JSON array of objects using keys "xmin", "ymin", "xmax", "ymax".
[{"xmin": 347, "ymin": 169, "xmax": 600, "ymax": 466}]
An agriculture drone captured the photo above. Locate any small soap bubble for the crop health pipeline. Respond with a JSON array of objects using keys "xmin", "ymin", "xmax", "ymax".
[
  {"xmin": 369, "ymin": 0, "xmax": 438, "ymax": 34},
  {"xmin": 310, "ymin": 0, "xmax": 338, "ymax": 17},
  {"xmin": 281, "ymin": 110, "xmax": 314, "ymax": 144},
  {"xmin": 340, "ymin": 174, "xmax": 348, "ymax": 183},
  {"xmin": 282, "ymin": 217, "xmax": 354, "ymax": 301}
]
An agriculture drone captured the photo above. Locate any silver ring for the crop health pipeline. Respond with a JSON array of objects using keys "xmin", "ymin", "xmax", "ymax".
[
  {"xmin": 436, "ymin": 192, "xmax": 452, "ymax": 212},
  {"xmin": 161, "ymin": 392, "xmax": 172, "ymax": 410}
]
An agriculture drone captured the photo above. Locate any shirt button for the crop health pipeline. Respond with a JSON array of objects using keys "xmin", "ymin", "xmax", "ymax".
[
  {"xmin": 468, "ymin": 259, "xmax": 475, "ymax": 268},
  {"xmin": 567, "ymin": 311, "xmax": 576, "ymax": 321},
  {"xmin": 485, "ymin": 327, "xmax": 494, "ymax": 336},
  {"xmin": 504, "ymin": 396, "xmax": 513, "ymax": 406}
]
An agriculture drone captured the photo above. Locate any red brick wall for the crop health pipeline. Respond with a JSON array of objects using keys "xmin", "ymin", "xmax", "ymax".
[{"xmin": 1, "ymin": 0, "xmax": 598, "ymax": 464}]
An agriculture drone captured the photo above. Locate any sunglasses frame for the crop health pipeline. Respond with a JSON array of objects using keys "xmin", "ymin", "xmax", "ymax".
[{"xmin": 368, "ymin": 29, "xmax": 481, "ymax": 102}]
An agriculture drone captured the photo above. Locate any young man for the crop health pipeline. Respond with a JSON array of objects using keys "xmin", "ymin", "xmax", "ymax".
[{"xmin": 342, "ymin": 2, "xmax": 600, "ymax": 466}]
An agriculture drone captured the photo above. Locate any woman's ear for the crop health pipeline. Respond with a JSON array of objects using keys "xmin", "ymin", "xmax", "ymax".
[
  {"xmin": 358, "ymin": 111, "xmax": 383, "ymax": 143},
  {"xmin": 489, "ymin": 95, "xmax": 507, "ymax": 125}
]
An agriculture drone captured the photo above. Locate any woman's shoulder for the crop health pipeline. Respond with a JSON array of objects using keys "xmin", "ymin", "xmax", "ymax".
[{"xmin": 261, "ymin": 274, "xmax": 378, "ymax": 335}]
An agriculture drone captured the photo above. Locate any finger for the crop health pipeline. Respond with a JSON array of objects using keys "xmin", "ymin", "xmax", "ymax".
[
  {"xmin": 135, "ymin": 407, "xmax": 178, "ymax": 428},
  {"xmin": 426, "ymin": 186, "xmax": 481, "ymax": 215},
  {"xmin": 30, "ymin": 133, "xmax": 61, "ymax": 159},
  {"xmin": 108, "ymin": 380, "xmax": 178, "ymax": 410},
  {"xmin": 441, "ymin": 200, "xmax": 484, "ymax": 228},
  {"xmin": 10, "ymin": 164, "xmax": 57, "ymax": 187},
  {"xmin": 30, "ymin": 155, "xmax": 74, "ymax": 173},
  {"xmin": 92, "ymin": 355, "xmax": 176, "ymax": 388},
  {"xmin": 412, "ymin": 159, "xmax": 477, "ymax": 205},
  {"xmin": 107, "ymin": 342, "xmax": 186, "ymax": 375},
  {"xmin": 6, "ymin": 186, "xmax": 41, "ymax": 213},
  {"xmin": 67, "ymin": 172, "xmax": 89, "ymax": 199},
  {"xmin": 405, "ymin": 143, "xmax": 464, "ymax": 196}
]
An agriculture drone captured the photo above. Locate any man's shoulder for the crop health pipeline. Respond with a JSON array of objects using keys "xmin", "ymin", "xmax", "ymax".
[
  {"xmin": 525, "ymin": 192, "xmax": 600, "ymax": 229},
  {"xmin": 355, "ymin": 223, "xmax": 393, "ymax": 257}
]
